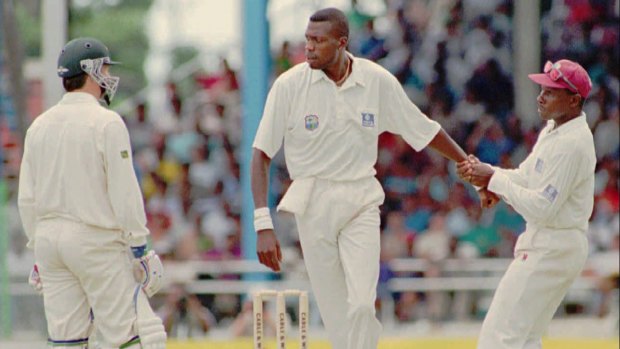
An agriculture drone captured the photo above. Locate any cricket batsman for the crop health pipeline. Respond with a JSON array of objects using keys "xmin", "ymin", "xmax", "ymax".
[{"xmin": 18, "ymin": 37, "xmax": 167, "ymax": 349}]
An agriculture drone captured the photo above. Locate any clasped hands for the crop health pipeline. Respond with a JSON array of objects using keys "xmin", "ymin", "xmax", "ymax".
[{"xmin": 457, "ymin": 155, "xmax": 500, "ymax": 209}]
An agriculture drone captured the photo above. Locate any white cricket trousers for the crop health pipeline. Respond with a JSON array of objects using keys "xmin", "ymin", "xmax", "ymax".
[
  {"xmin": 477, "ymin": 226, "xmax": 588, "ymax": 349},
  {"xmin": 295, "ymin": 177, "xmax": 384, "ymax": 349},
  {"xmin": 34, "ymin": 219, "xmax": 154, "ymax": 349}
]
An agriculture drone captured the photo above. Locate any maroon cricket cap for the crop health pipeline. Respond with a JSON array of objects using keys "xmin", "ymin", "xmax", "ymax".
[{"xmin": 528, "ymin": 59, "xmax": 592, "ymax": 98}]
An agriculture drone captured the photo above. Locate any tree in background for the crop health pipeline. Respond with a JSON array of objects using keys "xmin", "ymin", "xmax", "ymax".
[
  {"xmin": 12, "ymin": 0, "xmax": 152, "ymax": 109},
  {"xmin": 69, "ymin": 0, "xmax": 152, "ymax": 100}
]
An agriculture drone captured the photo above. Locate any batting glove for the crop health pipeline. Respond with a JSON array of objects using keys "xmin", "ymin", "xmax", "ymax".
[
  {"xmin": 132, "ymin": 248, "xmax": 164, "ymax": 298},
  {"xmin": 28, "ymin": 264, "xmax": 43, "ymax": 295}
]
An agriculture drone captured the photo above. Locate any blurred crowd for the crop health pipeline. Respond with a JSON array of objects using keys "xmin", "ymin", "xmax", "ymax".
[{"xmin": 3, "ymin": 0, "xmax": 619, "ymax": 338}]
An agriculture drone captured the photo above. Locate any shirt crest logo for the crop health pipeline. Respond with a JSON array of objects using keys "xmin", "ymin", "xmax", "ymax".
[
  {"xmin": 361, "ymin": 112, "xmax": 375, "ymax": 127},
  {"xmin": 305, "ymin": 114, "xmax": 319, "ymax": 131}
]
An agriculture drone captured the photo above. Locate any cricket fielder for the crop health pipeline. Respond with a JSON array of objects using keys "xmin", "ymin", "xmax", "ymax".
[
  {"xmin": 458, "ymin": 59, "xmax": 595, "ymax": 349},
  {"xmin": 18, "ymin": 37, "xmax": 166, "ymax": 349}
]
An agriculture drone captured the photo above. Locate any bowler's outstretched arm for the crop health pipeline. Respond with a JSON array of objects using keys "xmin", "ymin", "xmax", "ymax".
[{"xmin": 427, "ymin": 128, "xmax": 468, "ymax": 163}]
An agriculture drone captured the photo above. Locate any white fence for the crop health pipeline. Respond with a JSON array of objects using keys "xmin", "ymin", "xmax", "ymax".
[
  {"xmin": 9, "ymin": 258, "xmax": 600, "ymax": 295},
  {"xmin": 2, "ymin": 257, "xmax": 610, "ymax": 339}
]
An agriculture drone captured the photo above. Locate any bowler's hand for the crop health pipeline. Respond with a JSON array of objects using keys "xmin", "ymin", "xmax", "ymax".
[
  {"xmin": 477, "ymin": 188, "xmax": 500, "ymax": 209},
  {"xmin": 456, "ymin": 154, "xmax": 483, "ymax": 182},
  {"xmin": 257, "ymin": 229, "xmax": 282, "ymax": 272},
  {"xmin": 456, "ymin": 156, "xmax": 474, "ymax": 182},
  {"xmin": 458, "ymin": 155, "xmax": 494, "ymax": 187}
]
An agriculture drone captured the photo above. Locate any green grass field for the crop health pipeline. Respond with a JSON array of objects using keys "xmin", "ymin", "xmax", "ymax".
[{"xmin": 168, "ymin": 338, "xmax": 620, "ymax": 349}]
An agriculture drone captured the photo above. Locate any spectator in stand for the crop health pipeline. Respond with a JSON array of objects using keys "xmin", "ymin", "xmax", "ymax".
[
  {"xmin": 274, "ymin": 40, "xmax": 293, "ymax": 76},
  {"xmin": 230, "ymin": 296, "xmax": 278, "ymax": 338},
  {"xmin": 158, "ymin": 284, "xmax": 216, "ymax": 338}
]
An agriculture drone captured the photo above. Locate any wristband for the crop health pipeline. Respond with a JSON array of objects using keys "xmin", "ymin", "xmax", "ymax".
[
  {"xmin": 254, "ymin": 207, "xmax": 274, "ymax": 232},
  {"xmin": 131, "ymin": 244, "xmax": 147, "ymax": 258}
]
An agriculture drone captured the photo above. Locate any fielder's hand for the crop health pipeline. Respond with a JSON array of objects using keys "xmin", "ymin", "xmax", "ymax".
[
  {"xmin": 457, "ymin": 155, "xmax": 495, "ymax": 187},
  {"xmin": 132, "ymin": 250, "xmax": 164, "ymax": 297},
  {"xmin": 257, "ymin": 229, "xmax": 282, "ymax": 272},
  {"xmin": 28, "ymin": 264, "xmax": 43, "ymax": 295}
]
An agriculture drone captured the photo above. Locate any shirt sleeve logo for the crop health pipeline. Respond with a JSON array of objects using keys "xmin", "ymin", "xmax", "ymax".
[
  {"xmin": 120, "ymin": 150, "xmax": 129, "ymax": 159},
  {"xmin": 361, "ymin": 112, "xmax": 375, "ymax": 127},
  {"xmin": 541, "ymin": 184, "xmax": 559, "ymax": 203},
  {"xmin": 304, "ymin": 114, "xmax": 319, "ymax": 131},
  {"xmin": 535, "ymin": 158, "xmax": 544, "ymax": 173}
]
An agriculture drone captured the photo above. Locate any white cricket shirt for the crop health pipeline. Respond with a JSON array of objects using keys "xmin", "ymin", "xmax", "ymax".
[
  {"xmin": 253, "ymin": 54, "xmax": 441, "ymax": 181},
  {"xmin": 18, "ymin": 92, "xmax": 149, "ymax": 248},
  {"xmin": 488, "ymin": 113, "xmax": 596, "ymax": 232}
]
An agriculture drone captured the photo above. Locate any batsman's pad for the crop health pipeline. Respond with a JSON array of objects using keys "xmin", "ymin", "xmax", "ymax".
[
  {"xmin": 134, "ymin": 287, "xmax": 167, "ymax": 349},
  {"xmin": 132, "ymin": 251, "xmax": 164, "ymax": 298}
]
